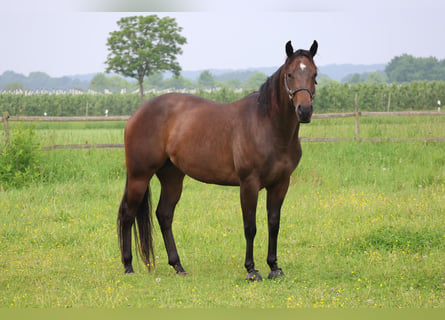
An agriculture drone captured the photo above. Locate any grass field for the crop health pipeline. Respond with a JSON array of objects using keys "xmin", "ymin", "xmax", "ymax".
[{"xmin": 0, "ymin": 116, "xmax": 444, "ymax": 308}]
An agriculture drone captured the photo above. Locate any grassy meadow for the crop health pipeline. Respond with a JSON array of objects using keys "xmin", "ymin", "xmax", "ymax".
[{"xmin": 0, "ymin": 115, "xmax": 444, "ymax": 308}]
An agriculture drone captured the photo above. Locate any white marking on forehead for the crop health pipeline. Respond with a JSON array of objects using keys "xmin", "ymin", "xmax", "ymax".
[{"xmin": 299, "ymin": 62, "xmax": 307, "ymax": 71}]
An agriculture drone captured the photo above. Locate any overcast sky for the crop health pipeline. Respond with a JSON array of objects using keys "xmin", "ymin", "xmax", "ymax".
[{"xmin": 1, "ymin": 0, "xmax": 444, "ymax": 77}]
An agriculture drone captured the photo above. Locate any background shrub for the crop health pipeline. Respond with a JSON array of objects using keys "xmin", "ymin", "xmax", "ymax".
[{"xmin": 0, "ymin": 124, "xmax": 43, "ymax": 188}]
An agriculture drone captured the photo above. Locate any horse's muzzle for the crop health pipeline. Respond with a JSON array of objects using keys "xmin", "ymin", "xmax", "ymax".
[{"xmin": 296, "ymin": 104, "xmax": 313, "ymax": 123}]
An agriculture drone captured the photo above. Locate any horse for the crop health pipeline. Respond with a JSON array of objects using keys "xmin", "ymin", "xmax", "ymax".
[{"xmin": 117, "ymin": 40, "xmax": 318, "ymax": 281}]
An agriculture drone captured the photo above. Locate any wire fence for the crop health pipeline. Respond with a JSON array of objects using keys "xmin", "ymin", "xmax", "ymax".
[{"xmin": 2, "ymin": 108, "xmax": 445, "ymax": 150}]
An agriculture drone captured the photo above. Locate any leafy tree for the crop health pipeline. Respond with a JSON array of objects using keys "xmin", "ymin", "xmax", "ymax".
[
  {"xmin": 3, "ymin": 82, "xmax": 24, "ymax": 91},
  {"xmin": 163, "ymin": 76, "xmax": 195, "ymax": 90},
  {"xmin": 317, "ymin": 76, "xmax": 340, "ymax": 87},
  {"xmin": 366, "ymin": 72, "xmax": 387, "ymax": 84},
  {"xmin": 221, "ymin": 78, "xmax": 243, "ymax": 89},
  {"xmin": 348, "ymin": 73, "xmax": 362, "ymax": 84},
  {"xmin": 344, "ymin": 71, "xmax": 387, "ymax": 84},
  {"xmin": 28, "ymin": 72, "xmax": 51, "ymax": 88},
  {"xmin": 105, "ymin": 15, "xmax": 187, "ymax": 100},
  {"xmin": 89, "ymin": 73, "xmax": 109, "ymax": 92},
  {"xmin": 244, "ymin": 72, "xmax": 267, "ymax": 90},
  {"xmin": 145, "ymin": 72, "xmax": 164, "ymax": 89},
  {"xmin": 385, "ymin": 54, "xmax": 445, "ymax": 83},
  {"xmin": 0, "ymin": 71, "xmax": 26, "ymax": 90},
  {"xmin": 90, "ymin": 73, "xmax": 135, "ymax": 93},
  {"xmin": 198, "ymin": 70, "xmax": 216, "ymax": 88}
]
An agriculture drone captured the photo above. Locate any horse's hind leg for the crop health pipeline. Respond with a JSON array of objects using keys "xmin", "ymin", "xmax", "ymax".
[
  {"xmin": 155, "ymin": 162, "xmax": 186, "ymax": 275},
  {"xmin": 118, "ymin": 175, "xmax": 151, "ymax": 273}
]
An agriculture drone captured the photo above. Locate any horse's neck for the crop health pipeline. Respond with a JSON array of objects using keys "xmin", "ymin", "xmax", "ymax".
[
  {"xmin": 256, "ymin": 72, "xmax": 301, "ymax": 144},
  {"xmin": 270, "ymin": 89, "xmax": 301, "ymax": 144}
]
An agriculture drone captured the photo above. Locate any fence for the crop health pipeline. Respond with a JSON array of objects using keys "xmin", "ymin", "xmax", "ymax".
[
  {"xmin": 308, "ymin": 109, "xmax": 445, "ymax": 142},
  {"xmin": 2, "ymin": 109, "xmax": 445, "ymax": 150}
]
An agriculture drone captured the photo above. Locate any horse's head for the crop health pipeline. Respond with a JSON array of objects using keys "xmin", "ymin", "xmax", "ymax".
[{"xmin": 283, "ymin": 40, "xmax": 318, "ymax": 123}]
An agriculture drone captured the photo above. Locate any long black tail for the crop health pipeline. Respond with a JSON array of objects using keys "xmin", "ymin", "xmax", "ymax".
[
  {"xmin": 135, "ymin": 184, "xmax": 155, "ymax": 270},
  {"xmin": 117, "ymin": 176, "xmax": 155, "ymax": 271}
]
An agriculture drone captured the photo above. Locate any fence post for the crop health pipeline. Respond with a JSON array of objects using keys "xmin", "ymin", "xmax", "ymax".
[
  {"xmin": 2, "ymin": 112, "xmax": 10, "ymax": 147},
  {"xmin": 387, "ymin": 92, "xmax": 391, "ymax": 112},
  {"xmin": 354, "ymin": 94, "xmax": 360, "ymax": 142}
]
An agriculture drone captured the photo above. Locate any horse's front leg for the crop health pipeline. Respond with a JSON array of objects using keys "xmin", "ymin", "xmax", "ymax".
[
  {"xmin": 240, "ymin": 178, "xmax": 262, "ymax": 281},
  {"xmin": 266, "ymin": 178, "xmax": 290, "ymax": 279}
]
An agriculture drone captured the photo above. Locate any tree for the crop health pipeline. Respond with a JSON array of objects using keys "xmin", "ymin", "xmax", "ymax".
[
  {"xmin": 3, "ymin": 82, "xmax": 24, "ymax": 91},
  {"xmin": 105, "ymin": 15, "xmax": 187, "ymax": 100},
  {"xmin": 317, "ymin": 76, "xmax": 340, "ymax": 87},
  {"xmin": 145, "ymin": 72, "xmax": 164, "ymax": 89},
  {"xmin": 385, "ymin": 54, "xmax": 445, "ymax": 83},
  {"xmin": 198, "ymin": 70, "xmax": 216, "ymax": 88},
  {"xmin": 28, "ymin": 72, "xmax": 51, "ymax": 89},
  {"xmin": 90, "ymin": 73, "xmax": 135, "ymax": 93},
  {"xmin": 0, "ymin": 71, "xmax": 26, "ymax": 90},
  {"xmin": 349, "ymin": 73, "xmax": 362, "ymax": 84},
  {"xmin": 221, "ymin": 78, "xmax": 242, "ymax": 89},
  {"xmin": 366, "ymin": 72, "xmax": 387, "ymax": 84},
  {"xmin": 163, "ymin": 76, "xmax": 195, "ymax": 90},
  {"xmin": 244, "ymin": 72, "xmax": 267, "ymax": 90},
  {"xmin": 89, "ymin": 73, "xmax": 108, "ymax": 92}
]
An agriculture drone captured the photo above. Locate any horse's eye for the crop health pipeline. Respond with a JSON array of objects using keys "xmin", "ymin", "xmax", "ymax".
[{"xmin": 287, "ymin": 73, "xmax": 292, "ymax": 79}]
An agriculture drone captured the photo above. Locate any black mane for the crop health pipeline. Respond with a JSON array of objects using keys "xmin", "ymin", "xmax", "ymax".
[{"xmin": 257, "ymin": 66, "xmax": 282, "ymax": 114}]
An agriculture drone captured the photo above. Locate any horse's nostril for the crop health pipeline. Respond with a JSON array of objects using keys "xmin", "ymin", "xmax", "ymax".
[
  {"xmin": 297, "ymin": 104, "xmax": 313, "ymax": 123},
  {"xmin": 297, "ymin": 106, "xmax": 304, "ymax": 117}
]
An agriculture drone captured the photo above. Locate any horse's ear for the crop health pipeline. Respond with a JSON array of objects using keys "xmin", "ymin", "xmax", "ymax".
[
  {"xmin": 310, "ymin": 40, "xmax": 318, "ymax": 57},
  {"xmin": 286, "ymin": 41, "xmax": 294, "ymax": 58}
]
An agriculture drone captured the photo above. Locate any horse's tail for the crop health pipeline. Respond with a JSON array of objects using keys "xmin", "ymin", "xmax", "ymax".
[
  {"xmin": 118, "ymin": 175, "xmax": 155, "ymax": 271},
  {"xmin": 135, "ymin": 183, "xmax": 155, "ymax": 271}
]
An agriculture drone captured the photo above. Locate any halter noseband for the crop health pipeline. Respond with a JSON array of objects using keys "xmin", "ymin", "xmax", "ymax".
[{"xmin": 284, "ymin": 76, "xmax": 315, "ymax": 101}]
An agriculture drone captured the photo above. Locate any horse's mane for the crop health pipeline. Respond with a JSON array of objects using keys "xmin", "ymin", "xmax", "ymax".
[
  {"xmin": 257, "ymin": 67, "xmax": 282, "ymax": 115},
  {"xmin": 257, "ymin": 49, "xmax": 315, "ymax": 115}
]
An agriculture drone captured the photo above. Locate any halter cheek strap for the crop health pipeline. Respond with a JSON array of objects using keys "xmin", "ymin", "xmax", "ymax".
[{"xmin": 284, "ymin": 76, "xmax": 315, "ymax": 100}]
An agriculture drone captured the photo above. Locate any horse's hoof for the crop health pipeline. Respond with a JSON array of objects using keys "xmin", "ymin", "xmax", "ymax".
[
  {"xmin": 173, "ymin": 264, "xmax": 187, "ymax": 276},
  {"xmin": 124, "ymin": 266, "xmax": 135, "ymax": 274},
  {"xmin": 268, "ymin": 268, "xmax": 284, "ymax": 279},
  {"xmin": 246, "ymin": 270, "xmax": 263, "ymax": 281}
]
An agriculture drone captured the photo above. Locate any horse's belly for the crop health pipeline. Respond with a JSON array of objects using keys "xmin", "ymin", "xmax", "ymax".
[
  {"xmin": 169, "ymin": 151, "xmax": 239, "ymax": 186},
  {"xmin": 181, "ymin": 161, "xmax": 239, "ymax": 186},
  {"xmin": 189, "ymin": 170, "xmax": 239, "ymax": 186}
]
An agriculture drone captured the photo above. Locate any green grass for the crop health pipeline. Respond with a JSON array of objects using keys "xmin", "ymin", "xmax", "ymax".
[{"xmin": 0, "ymin": 117, "xmax": 444, "ymax": 308}]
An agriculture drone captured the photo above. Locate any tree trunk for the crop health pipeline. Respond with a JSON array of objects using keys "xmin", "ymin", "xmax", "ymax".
[{"xmin": 138, "ymin": 78, "xmax": 144, "ymax": 102}]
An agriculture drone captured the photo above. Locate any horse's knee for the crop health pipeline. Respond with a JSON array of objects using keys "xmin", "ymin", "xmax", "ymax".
[{"xmin": 244, "ymin": 224, "xmax": 257, "ymax": 239}]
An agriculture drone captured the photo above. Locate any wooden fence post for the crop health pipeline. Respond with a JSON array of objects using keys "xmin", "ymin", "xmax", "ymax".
[
  {"xmin": 387, "ymin": 92, "xmax": 391, "ymax": 112},
  {"xmin": 354, "ymin": 94, "xmax": 360, "ymax": 141},
  {"xmin": 2, "ymin": 112, "xmax": 10, "ymax": 147}
]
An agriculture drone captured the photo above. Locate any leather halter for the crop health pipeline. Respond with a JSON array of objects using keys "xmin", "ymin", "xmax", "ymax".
[{"xmin": 284, "ymin": 76, "xmax": 315, "ymax": 101}]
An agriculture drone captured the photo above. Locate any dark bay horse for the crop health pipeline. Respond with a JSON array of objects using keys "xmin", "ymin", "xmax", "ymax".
[{"xmin": 118, "ymin": 40, "xmax": 318, "ymax": 281}]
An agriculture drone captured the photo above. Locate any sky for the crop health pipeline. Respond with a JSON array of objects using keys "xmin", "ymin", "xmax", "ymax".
[{"xmin": 1, "ymin": 0, "xmax": 444, "ymax": 77}]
